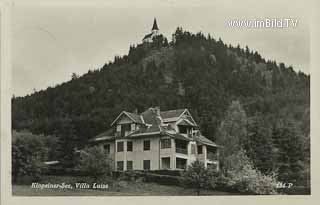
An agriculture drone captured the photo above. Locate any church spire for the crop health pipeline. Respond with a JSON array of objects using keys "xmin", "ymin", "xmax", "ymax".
[{"xmin": 152, "ymin": 18, "xmax": 159, "ymax": 31}]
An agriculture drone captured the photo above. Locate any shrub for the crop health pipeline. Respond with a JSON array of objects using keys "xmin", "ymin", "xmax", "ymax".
[
  {"xmin": 77, "ymin": 146, "xmax": 113, "ymax": 180},
  {"xmin": 12, "ymin": 130, "xmax": 49, "ymax": 183},
  {"xmin": 223, "ymin": 150, "xmax": 278, "ymax": 194},
  {"xmin": 180, "ymin": 160, "xmax": 216, "ymax": 195},
  {"xmin": 144, "ymin": 173, "xmax": 182, "ymax": 186}
]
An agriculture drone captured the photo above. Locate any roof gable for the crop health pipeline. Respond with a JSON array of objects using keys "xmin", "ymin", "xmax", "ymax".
[
  {"xmin": 110, "ymin": 111, "xmax": 143, "ymax": 126},
  {"xmin": 160, "ymin": 109, "xmax": 197, "ymax": 125},
  {"xmin": 160, "ymin": 109, "xmax": 185, "ymax": 119}
]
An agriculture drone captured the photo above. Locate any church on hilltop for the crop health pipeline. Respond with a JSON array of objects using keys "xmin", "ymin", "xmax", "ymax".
[{"xmin": 142, "ymin": 18, "xmax": 160, "ymax": 43}]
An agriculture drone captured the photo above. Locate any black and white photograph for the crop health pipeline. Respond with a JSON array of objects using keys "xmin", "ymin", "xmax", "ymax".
[{"xmin": 1, "ymin": 0, "xmax": 314, "ymax": 199}]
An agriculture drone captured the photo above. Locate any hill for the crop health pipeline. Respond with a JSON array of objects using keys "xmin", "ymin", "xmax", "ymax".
[
  {"xmin": 12, "ymin": 28, "xmax": 309, "ymax": 140},
  {"xmin": 12, "ymin": 28, "xmax": 310, "ymax": 184}
]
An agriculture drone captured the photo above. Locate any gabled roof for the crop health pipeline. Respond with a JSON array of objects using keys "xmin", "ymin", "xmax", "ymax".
[
  {"xmin": 127, "ymin": 124, "xmax": 161, "ymax": 137},
  {"xmin": 160, "ymin": 109, "xmax": 185, "ymax": 119},
  {"xmin": 152, "ymin": 18, "xmax": 159, "ymax": 30},
  {"xmin": 125, "ymin": 111, "xmax": 143, "ymax": 124},
  {"xmin": 194, "ymin": 135, "xmax": 219, "ymax": 147},
  {"xmin": 177, "ymin": 118, "xmax": 196, "ymax": 126},
  {"xmin": 110, "ymin": 111, "xmax": 143, "ymax": 126},
  {"xmin": 90, "ymin": 128, "xmax": 115, "ymax": 142},
  {"xmin": 161, "ymin": 109, "xmax": 197, "ymax": 126}
]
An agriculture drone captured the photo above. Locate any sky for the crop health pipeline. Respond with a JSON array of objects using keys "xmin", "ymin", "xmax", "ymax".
[{"xmin": 11, "ymin": 0, "xmax": 310, "ymax": 97}]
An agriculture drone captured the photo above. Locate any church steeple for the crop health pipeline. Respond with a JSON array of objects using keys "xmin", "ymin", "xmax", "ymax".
[
  {"xmin": 142, "ymin": 18, "xmax": 160, "ymax": 43},
  {"xmin": 152, "ymin": 18, "xmax": 159, "ymax": 31}
]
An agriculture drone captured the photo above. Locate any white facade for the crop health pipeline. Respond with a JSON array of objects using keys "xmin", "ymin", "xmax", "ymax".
[{"xmin": 93, "ymin": 108, "xmax": 220, "ymax": 172}]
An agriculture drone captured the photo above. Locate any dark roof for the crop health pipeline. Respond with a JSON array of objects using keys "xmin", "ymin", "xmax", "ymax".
[
  {"xmin": 111, "ymin": 111, "xmax": 143, "ymax": 126},
  {"xmin": 160, "ymin": 109, "xmax": 185, "ymax": 119},
  {"xmin": 194, "ymin": 135, "xmax": 219, "ymax": 147},
  {"xmin": 152, "ymin": 18, "xmax": 159, "ymax": 30},
  {"xmin": 124, "ymin": 111, "xmax": 143, "ymax": 124},
  {"xmin": 90, "ymin": 129, "xmax": 115, "ymax": 142},
  {"xmin": 141, "ymin": 108, "xmax": 161, "ymax": 125},
  {"xmin": 177, "ymin": 119, "xmax": 196, "ymax": 126},
  {"xmin": 126, "ymin": 125, "xmax": 161, "ymax": 137},
  {"xmin": 143, "ymin": 33, "xmax": 153, "ymax": 40},
  {"xmin": 169, "ymin": 133, "xmax": 192, "ymax": 141}
]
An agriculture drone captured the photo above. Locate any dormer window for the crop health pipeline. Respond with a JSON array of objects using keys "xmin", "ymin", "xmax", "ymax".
[
  {"xmin": 178, "ymin": 125, "xmax": 189, "ymax": 134},
  {"xmin": 116, "ymin": 125, "xmax": 121, "ymax": 132},
  {"xmin": 120, "ymin": 124, "xmax": 131, "ymax": 137},
  {"xmin": 131, "ymin": 123, "xmax": 136, "ymax": 131}
]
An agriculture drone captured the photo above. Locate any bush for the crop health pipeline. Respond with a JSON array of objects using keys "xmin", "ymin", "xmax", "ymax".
[
  {"xmin": 12, "ymin": 130, "xmax": 49, "ymax": 183},
  {"xmin": 222, "ymin": 150, "xmax": 278, "ymax": 195},
  {"xmin": 180, "ymin": 160, "xmax": 216, "ymax": 195},
  {"xmin": 144, "ymin": 173, "xmax": 182, "ymax": 185},
  {"xmin": 77, "ymin": 146, "xmax": 113, "ymax": 180}
]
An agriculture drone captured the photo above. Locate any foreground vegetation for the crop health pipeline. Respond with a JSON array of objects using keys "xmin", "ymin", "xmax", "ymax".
[{"xmin": 13, "ymin": 182, "xmax": 236, "ymax": 196}]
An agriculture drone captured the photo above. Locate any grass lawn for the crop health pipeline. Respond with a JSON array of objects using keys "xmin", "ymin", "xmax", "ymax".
[{"xmin": 13, "ymin": 182, "xmax": 237, "ymax": 196}]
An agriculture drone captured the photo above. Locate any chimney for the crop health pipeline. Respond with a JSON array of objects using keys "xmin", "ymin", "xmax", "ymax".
[{"xmin": 133, "ymin": 108, "xmax": 138, "ymax": 114}]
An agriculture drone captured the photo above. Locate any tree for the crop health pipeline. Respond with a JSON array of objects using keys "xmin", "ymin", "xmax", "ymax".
[
  {"xmin": 224, "ymin": 149, "xmax": 278, "ymax": 194},
  {"xmin": 77, "ymin": 146, "xmax": 113, "ymax": 180},
  {"xmin": 246, "ymin": 114, "xmax": 275, "ymax": 174},
  {"xmin": 180, "ymin": 160, "xmax": 216, "ymax": 195},
  {"xmin": 54, "ymin": 117, "xmax": 78, "ymax": 168},
  {"xmin": 216, "ymin": 100, "xmax": 248, "ymax": 172},
  {"xmin": 272, "ymin": 119, "xmax": 305, "ymax": 184},
  {"xmin": 12, "ymin": 130, "xmax": 48, "ymax": 183},
  {"xmin": 71, "ymin": 73, "xmax": 79, "ymax": 80}
]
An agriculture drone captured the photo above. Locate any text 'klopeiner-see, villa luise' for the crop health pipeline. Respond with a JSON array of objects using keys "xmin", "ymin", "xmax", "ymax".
[{"xmin": 89, "ymin": 107, "xmax": 220, "ymax": 172}]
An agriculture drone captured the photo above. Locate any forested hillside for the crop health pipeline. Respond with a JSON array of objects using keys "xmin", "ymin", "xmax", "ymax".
[{"xmin": 12, "ymin": 28, "xmax": 310, "ymax": 186}]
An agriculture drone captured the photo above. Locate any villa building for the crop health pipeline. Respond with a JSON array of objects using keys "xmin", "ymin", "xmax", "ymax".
[{"xmin": 90, "ymin": 107, "xmax": 220, "ymax": 171}]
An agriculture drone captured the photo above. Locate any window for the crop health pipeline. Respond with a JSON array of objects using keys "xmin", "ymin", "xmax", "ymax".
[
  {"xmin": 121, "ymin": 124, "xmax": 131, "ymax": 137},
  {"xmin": 143, "ymin": 160, "xmax": 150, "ymax": 170},
  {"xmin": 179, "ymin": 125, "xmax": 188, "ymax": 134},
  {"xmin": 117, "ymin": 161, "xmax": 124, "ymax": 171},
  {"xmin": 116, "ymin": 125, "xmax": 121, "ymax": 132},
  {"xmin": 127, "ymin": 141, "xmax": 133, "ymax": 152},
  {"xmin": 131, "ymin": 123, "xmax": 136, "ymax": 131},
  {"xmin": 117, "ymin": 141, "xmax": 124, "ymax": 152},
  {"xmin": 127, "ymin": 161, "xmax": 133, "ymax": 170},
  {"xmin": 197, "ymin": 145, "xmax": 203, "ymax": 154},
  {"xmin": 176, "ymin": 158, "xmax": 187, "ymax": 169},
  {"xmin": 161, "ymin": 157, "xmax": 170, "ymax": 169},
  {"xmin": 161, "ymin": 139, "xmax": 171, "ymax": 149},
  {"xmin": 143, "ymin": 140, "xmax": 150, "ymax": 151},
  {"xmin": 191, "ymin": 144, "xmax": 196, "ymax": 154},
  {"xmin": 103, "ymin": 144, "xmax": 110, "ymax": 154}
]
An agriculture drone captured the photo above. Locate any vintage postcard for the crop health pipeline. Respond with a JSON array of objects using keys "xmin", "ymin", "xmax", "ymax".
[{"xmin": 1, "ymin": 0, "xmax": 319, "ymax": 204}]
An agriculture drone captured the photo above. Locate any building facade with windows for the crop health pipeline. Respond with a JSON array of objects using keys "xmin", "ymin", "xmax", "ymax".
[{"xmin": 90, "ymin": 107, "xmax": 220, "ymax": 171}]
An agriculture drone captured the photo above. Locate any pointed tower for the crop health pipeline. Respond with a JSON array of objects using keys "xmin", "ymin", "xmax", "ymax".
[
  {"xmin": 151, "ymin": 18, "xmax": 159, "ymax": 34},
  {"xmin": 142, "ymin": 18, "xmax": 160, "ymax": 43}
]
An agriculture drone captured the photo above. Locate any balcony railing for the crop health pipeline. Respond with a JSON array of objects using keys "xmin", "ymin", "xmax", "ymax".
[
  {"xmin": 207, "ymin": 152, "xmax": 218, "ymax": 161},
  {"xmin": 176, "ymin": 148, "xmax": 188, "ymax": 154}
]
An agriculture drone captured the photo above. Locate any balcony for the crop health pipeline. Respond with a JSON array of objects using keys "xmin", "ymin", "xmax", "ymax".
[
  {"xmin": 176, "ymin": 148, "xmax": 188, "ymax": 154},
  {"xmin": 207, "ymin": 152, "xmax": 218, "ymax": 161}
]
